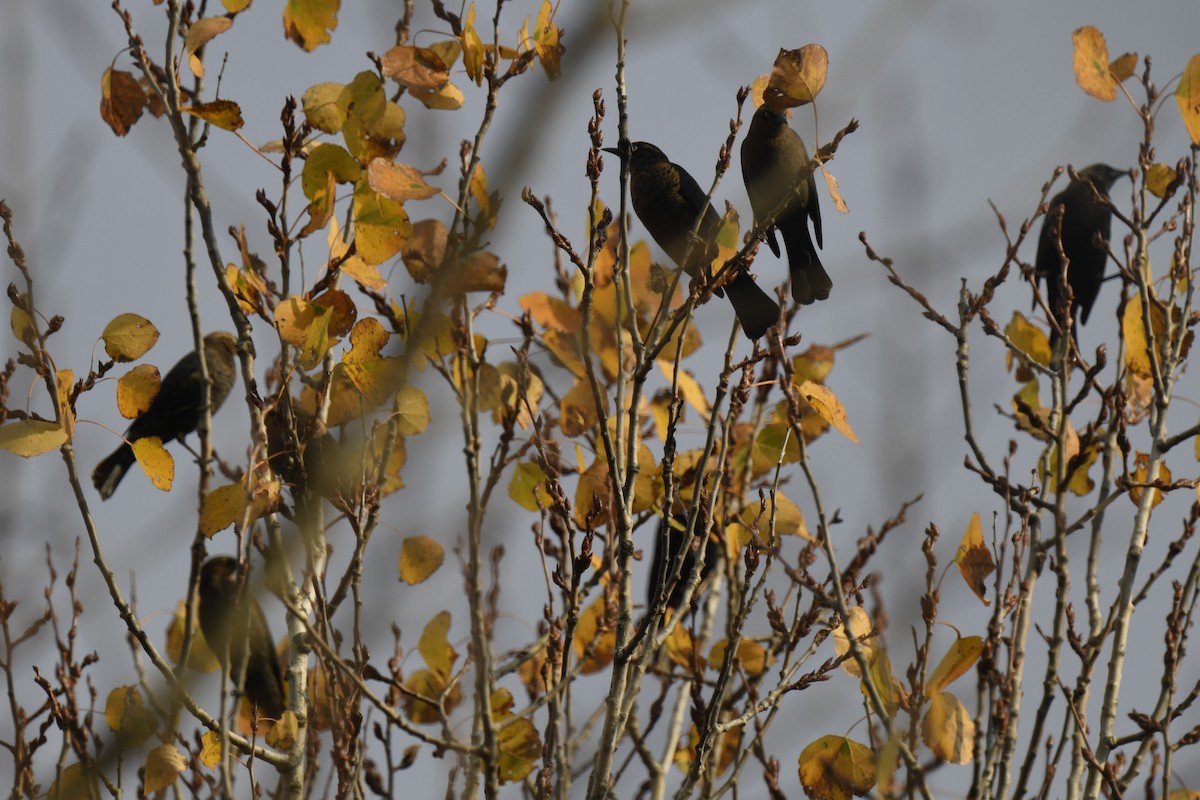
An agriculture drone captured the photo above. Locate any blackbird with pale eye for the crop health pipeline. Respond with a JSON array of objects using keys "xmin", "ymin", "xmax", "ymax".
[
  {"xmin": 198, "ymin": 556, "xmax": 286, "ymax": 721},
  {"xmin": 1034, "ymin": 163, "xmax": 1126, "ymax": 345},
  {"xmin": 603, "ymin": 140, "xmax": 781, "ymax": 340},
  {"xmin": 92, "ymin": 332, "xmax": 238, "ymax": 499},
  {"xmin": 740, "ymin": 105, "xmax": 829, "ymax": 305}
]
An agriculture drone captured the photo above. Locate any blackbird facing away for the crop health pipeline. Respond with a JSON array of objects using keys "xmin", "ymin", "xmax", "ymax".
[
  {"xmin": 198, "ymin": 556, "xmax": 286, "ymax": 721},
  {"xmin": 740, "ymin": 106, "xmax": 830, "ymax": 305},
  {"xmin": 92, "ymin": 332, "xmax": 238, "ymax": 500},
  {"xmin": 603, "ymin": 140, "xmax": 781, "ymax": 340},
  {"xmin": 646, "ymin": 514, "xmax": 722, "ymax": 617},
  {"xmin": 1034, "ymin": 164, "xmax": 1126, "ymax": 344}
]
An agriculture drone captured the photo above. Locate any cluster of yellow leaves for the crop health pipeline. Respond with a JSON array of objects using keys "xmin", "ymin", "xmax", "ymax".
[
  {"xmin": 821, "ymin": 604, "xmax": 982, "ymax": 791},
  {"xmin": 0, "ymin": 313, "xmax": 166, "ymax": 460},
  {"xmin": 490, "ymin": 688, "xmax": 543, "ymax": 783},
  {"xmin": 1074, "ymin": 26, "xmax": 1200, "ymax": 146},
  {"xmin": 402, "ymin": 611, "xmax": 463, "ymax": 724}
]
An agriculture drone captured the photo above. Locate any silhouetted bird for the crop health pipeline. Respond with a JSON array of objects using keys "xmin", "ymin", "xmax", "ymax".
[
  {"xmin": 603, "ymin": 140, "xmax": 781, "ymax": 339},
  {"xmin": 741, "ymin": 106, "xmax": 829, "ymax": 305},
  {"xmin": 646, "ymin": 514, "xmax": 722, "ymax": 617},
  {"xmin": 198, "ymin": 556, "xmax": 286, "ymax": 721},
  {"xmin": 93, "ymin": 332, "xmax": 239, "ymax": 499},
  {"xmin": 1034, "ymin": 164, "xmax": 1126, "ymax": 344}
]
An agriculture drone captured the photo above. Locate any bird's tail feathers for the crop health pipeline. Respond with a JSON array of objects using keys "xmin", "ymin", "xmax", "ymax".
[
  {"xmin": 93, "ymin": 443, "xmax": 136, "ymax": 500},
  {"xmin": 724, "ymin": 272, "xmax": 781, "ymax": 340}
]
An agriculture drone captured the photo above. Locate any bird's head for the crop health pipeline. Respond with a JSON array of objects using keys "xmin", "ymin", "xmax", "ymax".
[
  {"xmin": 751, "ymin": 104, "xmax": 789, "ymax": 128},
  {"xmin": 204, "ymin": 331, "xmax": 238, "ymax": 358},
  {"xmin": 602, "ymin": 140, "xmax": 667, "ymax": 167},
  {"xmin": 1076, "ymin": 163, "xmax": 1127, "ymax": 193},
  {"xmin": 200, "ymin": 555, "xmax": 240, "ymax": 594}
]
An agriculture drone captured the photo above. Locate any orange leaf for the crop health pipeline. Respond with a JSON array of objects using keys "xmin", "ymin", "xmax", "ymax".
[{"xmin": 99, "ymin": 67, "xmax": 147, "ymax": 136}]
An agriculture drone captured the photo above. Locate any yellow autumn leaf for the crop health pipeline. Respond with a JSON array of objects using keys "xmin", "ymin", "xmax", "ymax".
[
  {"xmin": 266, "ymin": 710, "xmax": 299, "ymax": 750},
  {"xmin": 798, "ymin": 735, "xmax": 877, "ymax": 799},
  {"xmin": 955, "ymin": 513, "xmax": 996, "ymax": 605},
  {"xmin": 709, "ymin": 639, "xmax": 769, "ymax": 677},
  {"xmin": 1146, "ymin": 163, "xmax": 1180, "ymax": 199},
  {"xmin": 367, "ymin": 159, "xmax": 441, "ymax": 202},
  {"xmin": 531, "ymin": 0, "xmax": 564, "ymax": 80},
  {"xmin": 130, "ymin": 436, "xmax": 173, "ymax": 491},
  {"xmin": 497, "ymin": 717, "xmax": 541, "ymax": 783},
  {"xmin": 1005, "ymin": 311, "xmax": 1051, "ymax": 378},
  {"xmin": 1130, "ymin": 452, "xmax": 1170, "ymax": 509},
  {"xmin": 353, "ymin": 180, "xmax": 412, "ymax": 265},
  {"xmin": 0, "ymin": 420, "xmax": 68, "ymax": 457},
  {"xmin": 926, "ymin": 636, "xmax": 984, "ymax": 693},
  {"xmin": 165, "ymin": 601, "xmax": 221, "ymax": 672},
  {"xmin": 10, "ymin": 297, "xmax": 35, "ymax": 343},
  {"xmin": 394, "ymin": 385, "xmax": 430, "ymax": 435},
  {"xmin": 381, "ymin": 45, "xmax": 451, "ymax": 91},
  {"xmin": 399, "ymin": 535, "xmax": 445, "ymax": 585},
  {"xmin": 182, "ymin": 99, "xmax": 244, "ymax": 131},
  {"xmin": 509, "ymin": 460, "xmax": 552, "ymax": 511},
  {"xmin": 921, "ymin": 691, "xmax": 975, "ymax": 764},
  {"xmin": 117, "ymin": 364, "xmax": 160, "ymax": 420},
  {"xmin": 47, "ymin": 763, "xmax": 100, "ymax": 800},
  {"xmin": 657, "ymin": 360, "xmax": 710, "ymax": 418},
  {"xmin": 301, "ymin": 81, "xmax": 347, "ymax": 133},
  {"xmin": 831, "ymin": 606, "xmax": 875, "ymax": 677},
  {"xmin": 199, "ymin": 730, "xmax": 223, "ymax": 767},
  {"xmin": 105, "ymin": 685, "xmax": 157, "ymax": 747},
  {"xmin": 143, "ymin": 743, "xmax": 187, "ymax": 794},
  {"xmin": 764, "ymin": 44, "xmax": 828, "ymax": 109},
  {"xmin": 102, "ymin": 313, "xmax": 159, "ymax": 362},
  {"xmin": 561, "ymin": 377, "xmax": 606, "ymax": 437},
  {"xmin": 1072, "ymin": 26, "xmax": 1118, "ymax": 101},
  {"xmin": 184, "ymin": 16, "xmax": 233, "ymax": 78},
  {"xmin": 461, "ymin": 4, "xmax": 484, "ymax": 85},
  {"xmin": 402, "ymin": 668, "xmax": 462, "ymax": 724},
  {"xmin": 740, "ymin": 492, "xmax": 808, "ymax": 539},
  {"xmin": 798, "ymin": 380, "xmax": 859, "ymax": 444},
  {"xmin": 419, "ymin": 610, "xmax": 458, "ymax": 679},
  {"xmin": 199, "ymin": 477, "xmax": 281, "ymax": 537},
  {"xmin": 1175, "ymin": 53, "xmax": 1200, "ymax": 145},
  {"xmin": 573, "ymin": 597, "xmax": 616, "ymax": 674},
  {"xmin": 283, "ymin": 0, "xmax": 339, "ymax": 51}
]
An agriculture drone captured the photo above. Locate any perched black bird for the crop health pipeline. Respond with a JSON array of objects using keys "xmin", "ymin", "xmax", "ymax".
[
  {"xmin": 198, "ymin": 556, "xmax": 286, "ymax": 721},
  {"xmin": 93, "ymin": 332, "xmax": 239, "ymax": 499},
  {"xmin": 603, "ymin": 140, "xmax": 781, "ymax": 339},
  {"xmin": 741, "ymin": 105, "xmax": 830, "ymax": 305},
  {"xmin": 1034, "ymin": 164, "xmax": 1126, "ymax": 343},
  {"xmin": 646, "ymin": 514, "xmax": 722, "ymax": 617}
]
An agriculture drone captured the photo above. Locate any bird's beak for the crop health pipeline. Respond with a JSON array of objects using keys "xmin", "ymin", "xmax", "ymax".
[{"xmin": 601, "ymin": 146, "xmax": 620, "ymax": 157}]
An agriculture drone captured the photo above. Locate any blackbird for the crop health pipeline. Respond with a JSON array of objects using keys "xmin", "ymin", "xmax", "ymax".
[
  {"xmin": 92, "ymin": 332, "xmax": 238, "ymax": 499},
  {"xmin": 603, "ymin": 140, "xmax": 781, "ymax": 339},
  {"xmin": 198, "ymin": 556, "xmax": 286, "ymax": 721},
  {"xmin": 740, "ymin": 105, "xmax": 830, "ymax": 305},
  {"xmin": 646, "ymin": 513, "xmax": 722, "ymax": 617},
  {"xmin": 1034, "ymin": 164, "xmax": 1126, "ymax": 344}
]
